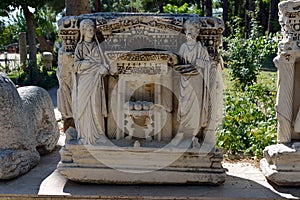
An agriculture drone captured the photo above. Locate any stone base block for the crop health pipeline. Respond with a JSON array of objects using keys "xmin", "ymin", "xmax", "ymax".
[
  {"xmin": 58, "ymin": 144, "xmax": 226, "ymax": 185},
  {"xmin": 260, "ymin": 143, "xmax": 300, "ymax": 186}
]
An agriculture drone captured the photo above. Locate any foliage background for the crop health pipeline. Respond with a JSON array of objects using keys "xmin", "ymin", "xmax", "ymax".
[{"xmin": 217, "ymin": 69, "xmax": 277, "ymax": 158}]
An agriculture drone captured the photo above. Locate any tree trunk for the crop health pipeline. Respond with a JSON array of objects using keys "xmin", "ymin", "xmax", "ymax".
[
  {"xmin": 158, "ymin": 0, "xmax": 163, "ymax": 13},
  {"xmin": 37, "ymin": 35, "xmax": 52, "ymax": 53},
  {"xmin": 222, "ymin": 0, "xmax": 229, "ymax": 37},
  {"xmin": 106, "ymin": 0, "xmax": 112, "ymax": 12},
  {"xmin": 206, "ymin": 0, "xmax": 212, "ymax": 16},
  {"xmin": 65, "ymin": 0, "xmax": 91, "ymax": 16},
  {"xmin": 202, "ymin": 0, "xmax": 206, "ymax": 16},
  {"xmin": 234, "ymin": 0, "xmax": 239, "ymax": 16},
  {"xmin": 196, "ymin": 0, "xmax": 201, "ymax": 11},
  {"xmin": 257, "ymin": 0, "xmax": 269, "ymax": 33},
  {"xmin": 93, "ymin": 0, "xmax": 102, "ymax": 12},
  {"xmin": 268, "ymin": 0, "xmax": 280, "ymax": 34},
  {"xmin": 245, "ymin": 0, "xmax": 254, "ymax": 38},
  {"xmin": 22, "ymin": 5, "xmax": 37, "ymax": 69}
]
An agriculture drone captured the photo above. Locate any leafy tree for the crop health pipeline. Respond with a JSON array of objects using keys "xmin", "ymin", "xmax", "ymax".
[
  {"xmin": 0, "ymin": 0, "xmax": 64, "ymax": 68},
  {"xmin": 35, "ymin": 5, "xmax": 58, "ymax": 52},
  {"xmin": 206, "ymin": 0, "xmax": 212, "ymax": 16},
  {"xmin": 164, "ymin": 3, "xmax": 201, "ymax": 15},
  {"xmin": 65, "ymin": 0, "xmax": 90, "ymax": 15},
  {"xmin": 213, "ymin": 0, "xmax": 282, "ymax": 37},
  {"xmin": 224, "ymin": 18, "xmax": 278, "ymax": 88},
  {"xmin": 0, "ymin": 1, "xmax": 37, "ymax": 68},
  {"xmin": 96, "ymin": 0, "xmax": 210, "ymax": 14},
  {"xmin": 268, "ymin": 0, "xmax": 280, "ymax": 34}
]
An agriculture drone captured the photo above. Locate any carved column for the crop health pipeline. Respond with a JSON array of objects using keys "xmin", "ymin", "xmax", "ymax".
[
  {"xmin": 57, "ymin": 17, "xmax": 79, "ymax": 132},
  {"xmin": 274, "ymin": 53, "xmax": 295, "ymax": 143},
  {"xmin": 274, "ymin": 1, "xmax": 300, "ymax": 143},
  {"xmin": 18, "ymin": 32, "xmax": 27, "ymax": 70},
  {"xmin": 260, "ymin": 0, "xmax": 300, "ymax": 186},
  {"xmin": 275, "ymin": 53, "xmax": 293, "ymax": 143}
]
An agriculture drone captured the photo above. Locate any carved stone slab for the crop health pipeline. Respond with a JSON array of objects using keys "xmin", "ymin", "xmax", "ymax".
[{"xmin": 58, "ymin": 145, "xmax": 225, "ymax": 184}]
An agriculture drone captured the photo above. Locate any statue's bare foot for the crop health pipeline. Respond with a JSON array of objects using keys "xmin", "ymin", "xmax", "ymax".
[
  {"xmin": 125, "ymin": 135, "xmax": 132, "ymax": 141},
  {"xmin": 170, "ymin": 132, "xmax": 184, "ymax": 146},
  {"xmin": 192, "ymin": 136, "xmax": 201, "ymax": 149},
  {"xmin": 134, "ymin": 140, "xmax": 141, "ymax": 148},
  {"xmin": 96, "ymin": 135, "xmax": 110, "ymax": 144},
  {"xmin": 146, "ymin": 136, "xmax": 152, "ymax": 142}
]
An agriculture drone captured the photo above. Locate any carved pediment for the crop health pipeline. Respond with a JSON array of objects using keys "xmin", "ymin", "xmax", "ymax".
[
  {"xmin": 58, "ymin": 13, "xmax": 224, "ymax": 63},
  {"xmin": 101, "ymin": 23, "xmax": 181, "ymax": 51}
]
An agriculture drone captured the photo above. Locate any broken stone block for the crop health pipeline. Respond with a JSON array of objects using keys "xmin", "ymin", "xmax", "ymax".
[{"xmin": 0, "ymin": 73, "xmax": 59, "ymax": 179}]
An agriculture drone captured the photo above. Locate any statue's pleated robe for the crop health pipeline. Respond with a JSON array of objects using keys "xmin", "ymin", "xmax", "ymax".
[
  {"xmin": 178, "ymin": 42, "xmax": 211, "ymax": 135},
  {"xmin": 73, "ymin": 41, "xmax": 107, "ymax": 145}
]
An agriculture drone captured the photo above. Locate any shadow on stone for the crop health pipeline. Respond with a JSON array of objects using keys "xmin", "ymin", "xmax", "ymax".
[
  {"xmin": 0, "ymin": 145, "xmax": 61, "ymax": 194},
  {"xmin": 268, "ymin": 181, "xmax": 300, "ymax": 198},
  {"xmin": 62, "ymin": 175, "xmax": 283, "ymax": 199}
]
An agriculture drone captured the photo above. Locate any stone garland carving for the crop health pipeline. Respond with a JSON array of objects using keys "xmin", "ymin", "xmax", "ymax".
[{"xmin": 110, "ymin": 51, "xmax": 178, "ymax": 75}]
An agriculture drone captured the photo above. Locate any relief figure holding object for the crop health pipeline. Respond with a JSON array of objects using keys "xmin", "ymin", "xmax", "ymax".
[{"xmin": 73, "ymin": 19, "xmax": 109, "ymax": 145}]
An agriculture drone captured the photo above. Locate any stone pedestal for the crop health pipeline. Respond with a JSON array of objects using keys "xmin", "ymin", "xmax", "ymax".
[
  {"xmin": 58, "ymin": 144, "xmax": 225, "ymax": 185},
  {"xmin": 260, "ymin": 143, "xmax": 300, "ymax": 186},
  {"xmin": 42, "ymin": 52, "xmax": 53, "ymax": 70}
]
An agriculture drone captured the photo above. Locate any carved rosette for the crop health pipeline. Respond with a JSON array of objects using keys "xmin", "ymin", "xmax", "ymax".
[{"xmin": 275, "ymin": 0, "xmax": 300, "ymax": 143}]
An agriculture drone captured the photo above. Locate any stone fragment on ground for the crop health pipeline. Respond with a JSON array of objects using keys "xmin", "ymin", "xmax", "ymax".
[{"xmin": 0, "ymin": 73, "xmax": 59, "ymax": 179}]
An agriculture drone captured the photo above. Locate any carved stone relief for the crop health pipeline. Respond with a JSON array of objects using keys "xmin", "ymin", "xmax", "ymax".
[{"xmin": 57, "ymin": 13, "xmax": 225, "ymax": 184}]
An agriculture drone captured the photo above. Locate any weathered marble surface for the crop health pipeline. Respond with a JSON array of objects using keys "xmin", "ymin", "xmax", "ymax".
[
  {"xmin": 59, "ymin": 144, "xmax": 225, "ymax": 184},
  {"xmin": 0, "ymin": 74, "xmax": 59, "ymax": 179},
  {"xmin": 261, "ymin": 0, "xmax": 300, "ymax": 186},
  {"xmin": 273, "ymin": 0, "xmax": 300, "ymax": 143},
  {"xmin": 57, "ymin": 13, "xmax": 225, "ymax": 184},
  {"xmin": 260, "ymin": 143, "xmax": 300, "ymax": 186}
]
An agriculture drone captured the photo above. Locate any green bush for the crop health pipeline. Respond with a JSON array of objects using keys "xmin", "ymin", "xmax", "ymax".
[
  {"xmin": 217, "ymin": 81, "xmax": 277, "ymax": 158},
  {"xmin": 223, "ymin": 20, "xmax": 278, "ymax": 89},
  {"xmin": 163, "ymin": 3, "xmax": 201, "ymax": 15},
  {"xmin": 12, "ymin": 68, "xmax": 58, "ymax": 90},
  {"xmin": 7, "ymin": 53, "xmax": 58, "ymax": 89}
]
